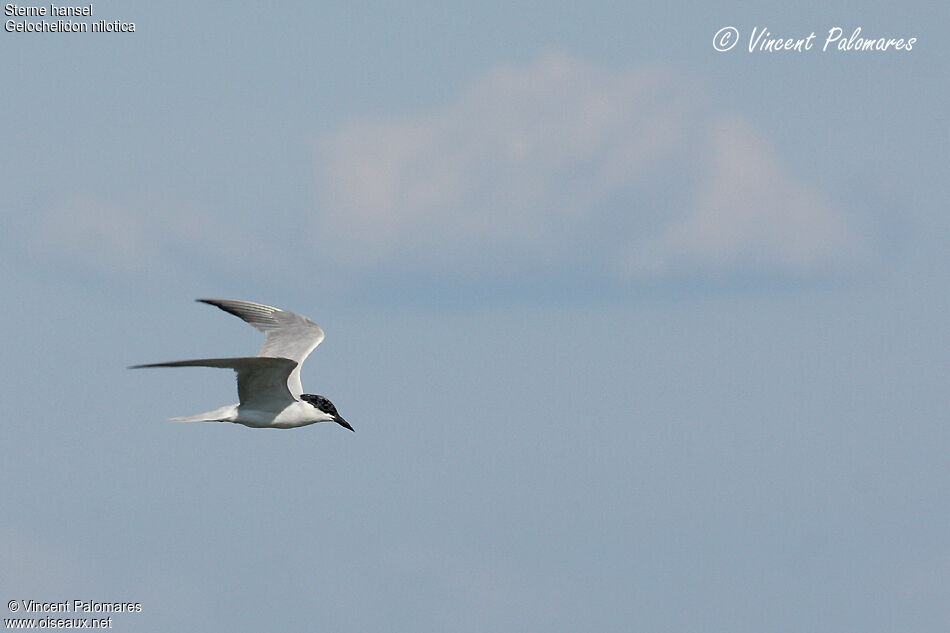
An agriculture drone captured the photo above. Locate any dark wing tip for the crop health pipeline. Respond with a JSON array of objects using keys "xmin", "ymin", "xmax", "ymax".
[
  {"xmin": 196, "ymin": 298, "xmax": 272, "ymax": 327},
  {"xmin": 196, "ymin": 298, "xmax": 246, "ymax": 309},
  {"xmin": 196, "ymin": 298, "xmax": 280, "ymax": 320}
]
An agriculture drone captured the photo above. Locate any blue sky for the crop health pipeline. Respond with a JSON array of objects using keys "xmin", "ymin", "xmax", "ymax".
[{"xmin": 1, "ymin": 1, "xmax": 947, "ymax": 631}]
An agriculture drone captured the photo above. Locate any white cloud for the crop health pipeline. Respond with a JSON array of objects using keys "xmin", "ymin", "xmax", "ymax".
[
  {"xmin": 627, "ymin": 117, "xmax": 867, "ymax": 279},
  {"xmin": 18, "ymin": 53, "xmax": 867, "ymax": 295},
  {"xmin": 315, "ymin": 52, "xmax": 866, "ymax": 286},
  {"xmin": 23, "ymin": 193, "xmax": 267, "ymax": 279},
  {"xmin": 32, "ymin": 195, "xmax": 162, "ymax": 271}
]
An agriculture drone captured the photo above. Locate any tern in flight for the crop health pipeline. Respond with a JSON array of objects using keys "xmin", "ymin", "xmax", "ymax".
[{"xmin": 131, "ymin": 299, "xmax": 353, "ymax": 431}]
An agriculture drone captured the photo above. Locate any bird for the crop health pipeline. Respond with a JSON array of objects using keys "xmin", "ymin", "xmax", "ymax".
[{"xmin": 131, "ymin": 299, "xmax": 353, "ymax": 431}]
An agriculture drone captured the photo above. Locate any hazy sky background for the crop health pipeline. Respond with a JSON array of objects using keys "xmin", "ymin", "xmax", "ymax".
[{"xmin": 2, "ymin": 1, "xmax": 947, "ymax": 631}]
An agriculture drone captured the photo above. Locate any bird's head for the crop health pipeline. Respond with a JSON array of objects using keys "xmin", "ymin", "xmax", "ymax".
[{"xmin": 300, "ymin": 394, "xmax": 353, "ymax": 431}]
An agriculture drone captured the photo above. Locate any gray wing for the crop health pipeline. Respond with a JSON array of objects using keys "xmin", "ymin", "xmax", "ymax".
[
  {"xmin": 197, "ymin": 299, "xmax": 325, "ymax": 398},
  {"xmin": 131, "ymin": 357, "xmax": 298, "ymax": 411}
]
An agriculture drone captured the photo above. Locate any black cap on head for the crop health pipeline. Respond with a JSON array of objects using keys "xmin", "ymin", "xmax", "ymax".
[{"xmin": 301, "ymin": 394, "xmax": 353, "ymax": 431}]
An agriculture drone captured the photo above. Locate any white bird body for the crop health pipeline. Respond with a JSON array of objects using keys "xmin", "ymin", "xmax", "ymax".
[
  {"xmin": 131, "ymin": 299, "xmax": 352, "ymax": 431},
  {"xmin": 172, "ymin": 401, "xmax": 334, "ymax": 429}
]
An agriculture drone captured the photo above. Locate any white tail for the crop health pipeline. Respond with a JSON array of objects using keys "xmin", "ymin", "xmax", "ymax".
[{"xmin": 169, "ymin": 404, "xmax": 238, "ymax": 423}]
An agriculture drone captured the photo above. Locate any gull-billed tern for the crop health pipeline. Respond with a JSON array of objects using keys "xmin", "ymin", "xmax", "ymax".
[{"xmin": 131, "ymin": 299, "xmax": 353, "ymax": 431}]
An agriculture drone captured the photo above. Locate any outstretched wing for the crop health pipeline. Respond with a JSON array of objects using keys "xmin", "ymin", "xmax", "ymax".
[
  {"xmin": 131, "ymin": 357, "xmax": 298, "ymax": 412},
  {"xmin": 197, "ymin": 299, "xmax": 325, "ymax": 397}
]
